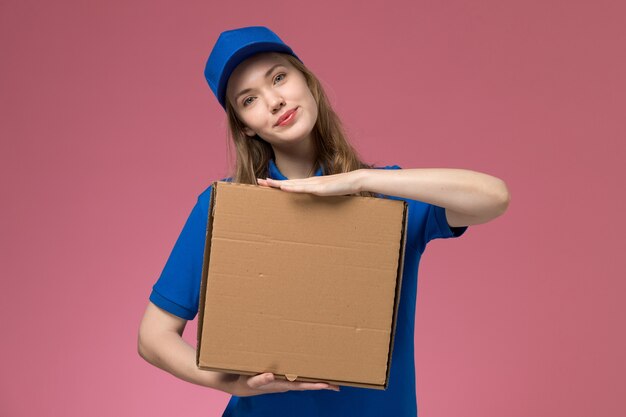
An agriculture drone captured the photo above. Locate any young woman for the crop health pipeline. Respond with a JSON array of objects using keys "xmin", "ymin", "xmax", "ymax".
[{"xmin": 138, "ymin": 26, "xmax": 510, "ymax": 417}]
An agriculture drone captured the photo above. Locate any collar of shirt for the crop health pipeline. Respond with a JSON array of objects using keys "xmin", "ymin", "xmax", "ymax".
[{"xmin": 267, "ymin": 159, "xmax": 324, "ymax": 180}]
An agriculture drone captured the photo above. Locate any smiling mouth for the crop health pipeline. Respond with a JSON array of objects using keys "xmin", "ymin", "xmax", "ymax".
[{"xmin": 275, "ymin": 107, "xmax": 298, "ymax": 127}]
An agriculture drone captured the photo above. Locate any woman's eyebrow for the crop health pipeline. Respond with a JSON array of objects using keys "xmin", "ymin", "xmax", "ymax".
[{"xmin": 235, "ymin": 64, "xmax": 287, "ymax": 100}]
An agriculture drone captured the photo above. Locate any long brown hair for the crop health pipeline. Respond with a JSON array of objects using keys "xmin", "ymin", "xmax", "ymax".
[{"xmin": 224, "ymin": 52, "xmax": 379, "ymax": 198}]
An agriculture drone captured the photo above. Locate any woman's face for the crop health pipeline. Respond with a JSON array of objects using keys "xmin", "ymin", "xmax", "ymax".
[{"xmin": 225, "ymin": 52, "xmax": 318, "ymax": 148}]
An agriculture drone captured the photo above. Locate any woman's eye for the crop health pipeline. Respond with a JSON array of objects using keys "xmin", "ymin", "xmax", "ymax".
[
  {"xmin": 274, "ymin": 73, "xmax": 286, "ymax": 83},
  {"xmin": 242, "ymin": 74, "xmax": 286, "ymax": 107}
]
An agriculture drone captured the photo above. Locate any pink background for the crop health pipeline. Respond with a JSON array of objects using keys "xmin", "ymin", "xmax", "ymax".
[{"xmin": 1, "ymin": 0, "xmax": 624, "ymax": 416}]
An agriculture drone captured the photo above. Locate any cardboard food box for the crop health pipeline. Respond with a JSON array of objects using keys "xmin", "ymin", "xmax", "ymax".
[{"xmin": 197, "ymin": 181, "xmax": 408, "ymax": 389}]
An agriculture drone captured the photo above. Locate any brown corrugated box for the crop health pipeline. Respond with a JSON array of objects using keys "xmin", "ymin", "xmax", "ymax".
[{"xmin": 196, "ymin": 181, "xmax": 408, "ymax": 389}]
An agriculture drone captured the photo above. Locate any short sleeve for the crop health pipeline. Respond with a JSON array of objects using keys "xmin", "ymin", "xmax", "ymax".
[
  {"xmin": 377, "ymin": 165, "xmax": 468, "ymax": 254},
  {"xmin": 423, "ymin": 203, "xmax": 468, "ymax": 243},
  {"xmin": 148, "ymin": 182, "xmax": 221, "ymax": 320}
]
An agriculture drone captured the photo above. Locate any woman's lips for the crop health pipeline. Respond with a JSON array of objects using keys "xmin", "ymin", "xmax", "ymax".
[{"xmin": 276, "ymin": 107, "xmax": 298, "ymax": 127}]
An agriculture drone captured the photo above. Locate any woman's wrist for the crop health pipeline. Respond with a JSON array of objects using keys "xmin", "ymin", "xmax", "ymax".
[
  {"xmin": 355, "ymin": 168, "xmax": 376, "ymax": 193},
  {"xmin": 195, "ymin": 368, "xmax": 238, "ymax": 393}
]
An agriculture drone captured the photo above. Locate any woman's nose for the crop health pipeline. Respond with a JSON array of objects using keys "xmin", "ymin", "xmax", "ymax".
[{"xmin": 269, "ymin": 94, "xmax": 285, "ymax": 112}]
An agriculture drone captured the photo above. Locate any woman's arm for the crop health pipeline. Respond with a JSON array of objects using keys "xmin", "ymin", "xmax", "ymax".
[
  {"xmin": 137, "ymin": 302, "xmax": 340, "ymax": 395},
  {"xmin": 357, "ymin": 168, "xmax": 510, "ymax": 226},
  {"xmin": 258, "ymin": 168, "xmax": 510, "ymax": 227},
  {"xmin": 138, "ymin": 302, "xmax": 230, "ymax": 390}
]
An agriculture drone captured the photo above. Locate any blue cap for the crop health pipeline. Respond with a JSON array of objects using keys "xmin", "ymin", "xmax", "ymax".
[{"xmin": 204, "ymin": 26, "xmax": 302, "ymax": 109}]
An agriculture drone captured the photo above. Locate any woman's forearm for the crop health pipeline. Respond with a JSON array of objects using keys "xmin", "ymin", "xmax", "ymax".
[
  {"xmin": 358, "ymin": 168, "xmax": 510, "ymax": 219},
  {"xmin": 138, "ymin": 330, "xmax": 235, "ymax": 393}
]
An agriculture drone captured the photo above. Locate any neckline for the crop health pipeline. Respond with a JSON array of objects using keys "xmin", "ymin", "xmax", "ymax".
[{"xmin": 268, "ymin": 159, "xmax": 324, "ymax": 180}]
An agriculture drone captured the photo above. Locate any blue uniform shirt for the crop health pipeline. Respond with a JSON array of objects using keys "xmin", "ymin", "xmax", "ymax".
[{"xmin": 149, "ymin": 159, "xmax": 468, "ymax": 417}]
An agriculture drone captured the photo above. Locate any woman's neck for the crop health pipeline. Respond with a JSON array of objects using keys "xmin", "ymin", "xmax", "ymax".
[
  {"xmin": 272, "ymin": 154, "xmax": 317, "ymax": 179},
  {"xmin": 272, "ymin": 138, "xmax": 318, "ymax": 179}
]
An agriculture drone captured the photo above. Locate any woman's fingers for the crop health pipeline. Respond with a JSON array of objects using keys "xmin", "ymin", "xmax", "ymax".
[
  {"xmin": 247, "ymin": 372, "xmax": 275, "ymax": 389},
  {"xmin": 255, "ymin": 175, "xmax": 358, "ymax": 196},
  {"xmin": 248, "ymin": 373, "xmax": 340, "ymax": 392},
  {"xmin": 265, "ymin": 380, "xmax": 334, "ymax": 392},
  {"xmin": 294, "ymin": 382, "xmax": 340, "ymax": 391}
]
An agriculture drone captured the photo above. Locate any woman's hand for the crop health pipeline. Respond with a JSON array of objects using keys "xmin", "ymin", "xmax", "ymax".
[
  {"xmin": 221, "ymin": 372, "xmax": 340, "ymax": 397},
  {"xmin": 257, "ymin": 170, "xmax": 364, "ymax": 196}
]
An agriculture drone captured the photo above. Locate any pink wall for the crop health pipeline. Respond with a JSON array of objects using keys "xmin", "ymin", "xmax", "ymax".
[{"xmin": 1, "ymin": 0, "xmax": 624, "ymax": 416}]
